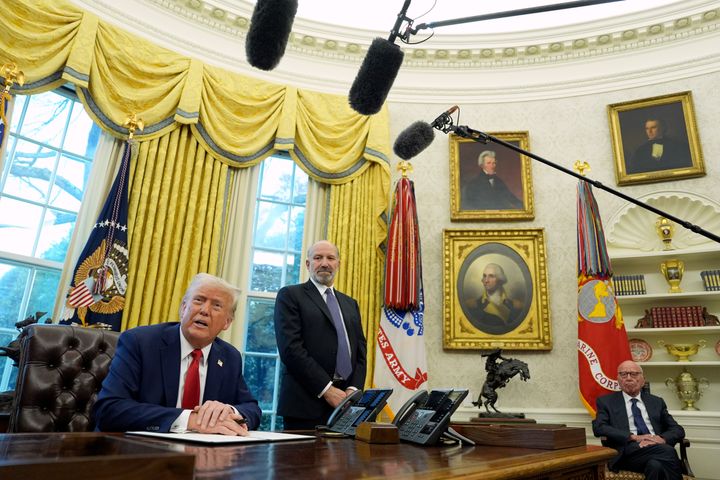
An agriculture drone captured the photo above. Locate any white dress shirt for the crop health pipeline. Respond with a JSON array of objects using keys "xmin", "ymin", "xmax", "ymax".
[
  {"xmin": 622, "ymin": 391, "xmax": 656, "ymax": 435},
  {"xmin": 170, "ymin": 330, "xmax": 212, "ymax": 431}
]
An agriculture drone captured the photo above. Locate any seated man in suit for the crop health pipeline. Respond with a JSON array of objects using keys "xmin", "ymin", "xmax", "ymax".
[
  {"xmin": 94, "ymin": 273, "xmax": 261, "ymax": 435},
  {"xmin": 274, "ymin": 240, "xmax": 367, "ymax": 430},
  {"xmin": 592, "ymin": 360, "xmax": 685, "ymax": 480}
]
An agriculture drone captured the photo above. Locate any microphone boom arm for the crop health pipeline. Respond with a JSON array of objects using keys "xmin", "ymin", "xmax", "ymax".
[
  {"xmin": 403, "ymin": 0, "xmax": 625, "ymax": 41},
  {"xmin": 449, "ymin": 124, "xmax": 720, "ymax": 245}
]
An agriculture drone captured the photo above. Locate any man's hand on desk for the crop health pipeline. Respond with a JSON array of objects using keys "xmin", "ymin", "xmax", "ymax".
[
  {"xmin": 322, "ymin": 386, "xmax": 348, "ymax": 408},
  {"xmin": 188, "ymin": 401, "xmax": 249, "ymax": 436}
]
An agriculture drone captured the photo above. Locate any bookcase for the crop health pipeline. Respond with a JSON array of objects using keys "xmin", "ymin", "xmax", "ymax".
[{"xmin": 611, "ymin": 244, "xmax": 720, "ymax": 411}]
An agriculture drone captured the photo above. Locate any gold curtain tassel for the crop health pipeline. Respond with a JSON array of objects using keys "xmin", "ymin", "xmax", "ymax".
[{"xmin": 122, "ymin": 113, "xmax": 145, "ymax": 140}]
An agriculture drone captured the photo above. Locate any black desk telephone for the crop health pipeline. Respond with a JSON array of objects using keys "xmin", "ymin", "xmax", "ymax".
[
  {"xmin": 393, "ymin": 388, "xmax": 472, "ymax": 446},
  {"xmin": 325, "ymin": 388, "xmax": 393, "ymax": 436}
]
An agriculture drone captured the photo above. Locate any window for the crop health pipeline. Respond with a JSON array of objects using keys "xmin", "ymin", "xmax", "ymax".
[
  {"xmin": 0, "ymin": 88, "xmax": 100, "ymax": 391},
  {"xmin": 241, "ymin": 154, "xmax": 308, "ymax": 430}
]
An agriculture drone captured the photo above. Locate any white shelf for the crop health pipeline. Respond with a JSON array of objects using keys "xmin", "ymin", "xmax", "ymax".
[
  {"xmin": 627, "ymin": 326, "xmax": 720, "ymax": 334},
  {"xmin": 611, "ymin": 245, "xmax": 720, "ymax": 263},
  {"xmin": 638, "ymin": 361, "xmax": 720, "ymax": 366},
  {"xmin": 617, "ymin": 291, "xmax": 720, "ymax": 304}
]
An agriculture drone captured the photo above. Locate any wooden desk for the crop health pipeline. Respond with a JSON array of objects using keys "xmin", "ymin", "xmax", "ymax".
[{"xmin": 0, "ymin": 432, "xmax": 615, "ymax": 480}]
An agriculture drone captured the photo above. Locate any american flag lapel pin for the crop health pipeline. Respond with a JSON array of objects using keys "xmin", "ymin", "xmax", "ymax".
[{"xmin": 218, "ymin": 359, "xmax": 223, "ymax": 367}]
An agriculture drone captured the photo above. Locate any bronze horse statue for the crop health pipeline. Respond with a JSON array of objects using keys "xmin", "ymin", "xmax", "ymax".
[{"xmin": 473, "ymin": 357, "xmax": 530, "ymax": 414}]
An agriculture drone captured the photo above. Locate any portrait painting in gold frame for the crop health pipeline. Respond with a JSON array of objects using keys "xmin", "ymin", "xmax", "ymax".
[
  {"xmin": 443, "ymin": 228, "xmax": 551, "ymax": 350},
  {"xmin": 608, "ymin": 91, "xmax": 704, "ymax": 186},
  {"xmin": 450, "ymin": 132, "xmax": 534, "ymax": 221}
]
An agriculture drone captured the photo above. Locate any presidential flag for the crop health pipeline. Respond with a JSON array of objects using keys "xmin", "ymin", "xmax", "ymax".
[
  {"xmin": 61, "ymin": 141, "xmax": 132, "ymax": 331},
  {"xmin": 576, "ymin": 180, "xmax": 631, "ymax": 417},
  {"xmin": 374, "ymin": 176, "xmax": 428, "ymax": 416}
]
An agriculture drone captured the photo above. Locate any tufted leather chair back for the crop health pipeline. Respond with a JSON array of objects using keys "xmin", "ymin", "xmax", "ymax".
[{"xmin": 8, "ymin": 324, "xmax": 119, "ymax": 432}]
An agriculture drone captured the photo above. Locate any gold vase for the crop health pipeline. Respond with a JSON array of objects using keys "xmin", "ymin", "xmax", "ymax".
[
  {"xmin": 660, "ymin": 259, "xmax": 684, "ymax": 293},
  {"xmin": 665, "ymin": 369, "xmax": 709, "ymax": 410},
  {"xmin": 655, "ymin": 217, "xmax": 675, "ymax": 250}
]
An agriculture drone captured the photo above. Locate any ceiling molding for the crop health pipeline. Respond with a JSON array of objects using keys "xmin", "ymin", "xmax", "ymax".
[{"xmin": 71, "ymin": 0, "xmax": 720, "ymax": 102}]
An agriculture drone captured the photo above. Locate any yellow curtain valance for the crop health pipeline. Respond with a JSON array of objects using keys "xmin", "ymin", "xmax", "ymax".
[{"xmin": 0, "ymin": 0, "xmax": 391, "ymax": 184}]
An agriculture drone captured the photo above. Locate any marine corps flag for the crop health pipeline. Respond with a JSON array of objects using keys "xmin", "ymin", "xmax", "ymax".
[
  {"xmin": 61, "ymin": 141, "xmax": 132, "ymax": 331},
  {"xmin": 577, "ymin": 180, "xmax": 631, "ymax": 417},
  {"xmin": 374, "ymin": 177, "xmax": 428, "ymax": 416}
]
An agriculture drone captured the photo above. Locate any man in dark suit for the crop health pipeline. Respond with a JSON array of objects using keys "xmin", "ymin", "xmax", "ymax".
[
  {"xmin": 627, "ymin": 118, "xmax": 692, "ymax": 174},
  {"xmin": 94, "ymin": 273, "xmax": 261, "ymax": 434},
  {"xmin": 274, "ymin": 240, "xmax": 367, "ymax": 430},
  {"xmin": 461, "ymin": 150, "xmax": 523, "ymax": 211},
  {"xmin": 593, "ymin": 360, "xmax": 685, "ymax": 480}
]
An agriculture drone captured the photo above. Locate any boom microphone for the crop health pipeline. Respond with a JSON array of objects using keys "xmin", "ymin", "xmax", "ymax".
[
  {"xmin": 348, "ymin": 0, "xmax": 412, "ymax": 115},
  {"xmin": 393, "ymin": 121, "xmax": 435, "ymax": 160},
  {"xmin": 246, "ymin": 0, "xmax": 298, "ymax": 71},
  {"xmin": 430, "ymin": 105, "xmax": 459, "ymax": 129}
]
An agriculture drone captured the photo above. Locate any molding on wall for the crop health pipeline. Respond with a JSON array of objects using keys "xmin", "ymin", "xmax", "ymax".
[{"xmin": 71, "ymin": 0, "xmax": 720, "ymax": 102}]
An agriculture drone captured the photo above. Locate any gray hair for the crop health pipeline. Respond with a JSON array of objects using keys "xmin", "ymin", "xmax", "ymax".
[
  {"xmin": 483, "ymin": 263, "xmax": 507, "ymax": 285},
  {"xmin": 183, "ymin": 273, "xmax": 241, "ymax": 314},
  {"xmin": 478, "ymin": 150, "xmax": 496, "ymax": 166}
]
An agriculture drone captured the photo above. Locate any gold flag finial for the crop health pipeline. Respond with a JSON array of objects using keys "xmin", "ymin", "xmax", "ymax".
[
  {"xmin": 397, "ymin": 160, "xmax": 413, "ymax": 178},
  {"xmin": 122, "ymin": 113, "xmax": 144, "ymax": 140},
  {"xmin": 573, "ymin": 160, "xmax": 590, "ymax": 176}
]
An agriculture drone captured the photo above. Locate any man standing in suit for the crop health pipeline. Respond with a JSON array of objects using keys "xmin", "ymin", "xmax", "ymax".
[
  {"xmin": 461, "ymin": 150, "xmax": 523, "ymax": 211},
  {"xmin": 274, "ymin": 240, "xmax": 367, "ymax": 430},
  {"xmin": 94, "ymin": 273, "xmax": 261, "ymax": 434},
  {"xmin": 593, "ymin": 360, "xmax": 685, "ymax": 480}
]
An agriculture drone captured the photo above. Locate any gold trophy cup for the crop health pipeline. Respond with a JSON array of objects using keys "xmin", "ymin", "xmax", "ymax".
[
  {"xmin": 660, "ymin": 259, "xmax": 684, "ymax": 293},
  {"xmin": 665, "ymin": 369, "xmax": 709, "ymax": 410}
]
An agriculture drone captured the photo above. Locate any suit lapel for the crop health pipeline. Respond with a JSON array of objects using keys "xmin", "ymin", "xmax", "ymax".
[
  {"xmin": 303, "ymin": 280, "xmax": 333, "ymax": 324},
  {"xmin": 641, "ymin": 392, "xmax": 661, "ymax": 433},
  {"xmin": 160, "ymin": 325, "xmax": 182, "ymax": 407},
  {"xmin": 204, "ymin": 341, "xmax": 224, "ymax": 402},
  {"xmin": 612, "ymin": 393, "xmax": 630, "ymax": 432}
]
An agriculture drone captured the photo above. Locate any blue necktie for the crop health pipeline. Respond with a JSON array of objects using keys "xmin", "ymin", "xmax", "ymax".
[
  {"xmin": 631, "ymin": 398, "xmax": 651, "ymax": 435},
  {"xmin": 326, "ymin": 289, "xmax": 352, "ymax": 379}
]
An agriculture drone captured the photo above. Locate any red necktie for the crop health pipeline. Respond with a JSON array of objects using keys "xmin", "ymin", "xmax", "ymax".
[{"xmin": 181, "ymin": 349, "xmax": 203, "ymax": 409}]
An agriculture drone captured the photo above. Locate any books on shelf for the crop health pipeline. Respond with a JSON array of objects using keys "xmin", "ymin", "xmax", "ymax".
[
  {"xmin": 614, "ymin": 274, "xmax": 646, "ymax": 296},
  {"xmin": 635, "ymin": 305, "xmax": 720, "ymax": 328},
  {"xmin": 700, "ymin": 270, "xmax": 720, "ymax": 291}
]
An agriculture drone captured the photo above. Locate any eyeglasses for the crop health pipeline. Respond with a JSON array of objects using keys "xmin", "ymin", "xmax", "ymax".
[{"xmin": 618, "ymin": 371, "xmax": 643, "ymax": 378}]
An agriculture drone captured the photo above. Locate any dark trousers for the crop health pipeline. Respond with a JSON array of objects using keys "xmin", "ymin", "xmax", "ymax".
[{"xmin": 616, "ymin": 443, "xmax": 684, "ymax": 480}]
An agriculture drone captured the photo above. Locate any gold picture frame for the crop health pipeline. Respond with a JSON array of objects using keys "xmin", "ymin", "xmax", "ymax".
[
  {"xmin": 450, "ymin": 131, "xmax": 534, "ymax": 221},
  {"xmin": 608, "ymin": 91, "xmax": 704, "ymax": 186},
  {"xmin": 443, "ymin": 228, "xmax": 551, "ymax": 350}
]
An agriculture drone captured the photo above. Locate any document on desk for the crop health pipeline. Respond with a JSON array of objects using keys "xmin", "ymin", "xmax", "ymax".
[{"xmin": 127, "ymin": 430, "xmax": 316, "ymax": 444}]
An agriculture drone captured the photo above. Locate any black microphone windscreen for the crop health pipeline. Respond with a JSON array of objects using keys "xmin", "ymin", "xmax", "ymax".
[
  {"xmin": 349, "ymin": 38, "xmax": 404, "ymax": 116},
  {"xmin": 393, "ymin": 121, "xmax": 435, "ymax": 160},
  {"xmin": 246, "ymin": 0, "xmax": 298, "ymax": 71}
]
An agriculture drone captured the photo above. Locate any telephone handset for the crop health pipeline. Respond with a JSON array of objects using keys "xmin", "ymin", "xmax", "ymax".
[
  {"xmin": 393, "ymin": 388, "xmax": 471, "ymax": 446},
  {"xmin": 325, "ymin": 388, "xmax": 393, "ymax": 436}
]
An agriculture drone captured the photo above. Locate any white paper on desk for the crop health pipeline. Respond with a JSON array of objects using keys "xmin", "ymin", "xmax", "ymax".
[{"xmin": 126, "ymin": 430, "xmax": 316, "ymax": 444}]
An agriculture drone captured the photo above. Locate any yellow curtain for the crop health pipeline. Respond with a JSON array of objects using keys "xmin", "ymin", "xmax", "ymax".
[
  {"xmin": 123, "ymin": 126, "xmax": 228, "ymax": 330},
  {"xmin": 1, "ymin": 0, "xmax": 392, "ymax": 353},
  {"xmin": 328, "ymin": 163, "xmax": 390, "ymax": 388}
]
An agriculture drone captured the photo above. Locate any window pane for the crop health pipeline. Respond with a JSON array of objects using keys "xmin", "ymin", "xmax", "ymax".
[
  {"xmin": 0, "ymin": 197, "xmax": 43, "ymax": 256},
  {"xmin": 255, "ymin": 201, "xmax": 289, "ymax": 250},
  {"xmin": 259, "ymin": 157, "xmax": 294, "ymax": 202},
  {"xmin": 2, "ymin": 140, "xmax": 58, "ymax": 203},
  {"xmin": 288, "ymin": 206, "xmax": 304, "ymax": 253},
  {"xmin": 25, "ymin": 269, "xmax": 61, "ymax": 321},
  {"xmin": 49, "ymin": 155, "xmax": 91, "ymax": 212},
  {"xmin": 0, "ymin": 263, "xmax": 31, "ymax": 328},
  {"xmin": 243, "ymin": 354, "xmax": 277, "ymax": 411},
  {"xmin": 36, "ymin": 208, "xmax": 75, "ymax": 261},
  {"xmin": 18, "ymin": 91, "xmax": 71, "ymax": 148},
  {"xmin": 286, "ymin": 252, "xmax": 301, "ymax": 286},
  {"xmin": 250, "ymin": 250, "xmax": 284, "ymax": 292},
  {"xmin": 63, "ymin": 106, "xmax": 101, "ymax": 157},
  {"xmin": 246, "ymin": 298, "xmax": 277, "ymax": 353},
  {"xmin": 8, "ymin": 95, "xmax": 28, "ymax": 133},
  {"xmin": 292, "ymin": 168, "xmax": 308, "ymax": 204}
]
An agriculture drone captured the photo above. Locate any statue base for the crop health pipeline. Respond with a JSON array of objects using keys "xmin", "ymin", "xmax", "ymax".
[
  {"xmin": 471, "ymin": 414, "xmax": 535, "ymax": 425},
  {"xmin": 477, "ymin": 412, "xmax": 526, "ymax": 419}
]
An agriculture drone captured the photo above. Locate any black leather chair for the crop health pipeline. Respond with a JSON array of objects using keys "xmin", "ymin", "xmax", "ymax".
[{"xmin": 8, "ymin": 324, "xmax": 119, "ymax": 432}]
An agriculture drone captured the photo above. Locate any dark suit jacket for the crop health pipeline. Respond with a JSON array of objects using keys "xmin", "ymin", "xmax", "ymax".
[
  {"xmin": 274, "ymin": 280, "xmax": 367, "ymax": 421},
  {"xmin": 94, "ymin": 322, "xmax": 261, "ymax": 432},
  {"xmin": 461, "ymin": 170, "xmax": 523, "ymax": 211},
  {"xmin": 592, "ymin": 391, "xmax": 685, "ymax": 469},
  {"xmin": 627, "ymin": 137, "xmax": 692, "ymax": 174}
]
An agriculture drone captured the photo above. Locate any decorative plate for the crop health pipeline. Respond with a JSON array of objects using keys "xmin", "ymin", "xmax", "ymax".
[
  {"xmin": 629, "ymin": 338, "xmax": 653, "ymax": 362},
  {"xmin": 715, "ymin": 339, "xmax": 720, "ymax": 357}
]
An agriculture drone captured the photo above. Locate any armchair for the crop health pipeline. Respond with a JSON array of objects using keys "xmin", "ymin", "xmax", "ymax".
[
  {"xmin": 8, "ymin": 324, "xmax": 119, "ymax": 432},
  {"xmin": 601, "ymin": 437, "xmax": 695, "ymax": 479}
]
